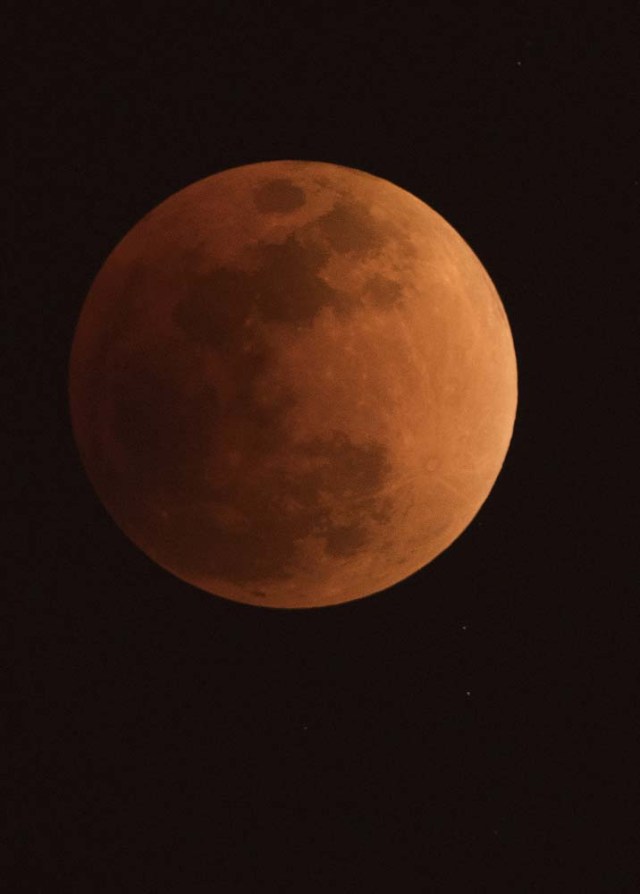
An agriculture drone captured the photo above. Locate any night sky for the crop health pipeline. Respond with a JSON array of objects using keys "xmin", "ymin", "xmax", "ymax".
[{"xmin": 7, "ymin": 4, "xmax": 636, "ymax": 889}]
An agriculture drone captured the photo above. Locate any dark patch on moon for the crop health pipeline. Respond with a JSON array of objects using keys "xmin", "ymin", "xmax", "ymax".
[
  {"xmin": 148, "ymin": 430, "xmax": 393, "ymax": 588},
  {"xmin": 171, "ymin": 193, "xmax": 414, "ymax": 340},
  {"xmin": 323, "ymin": 524, "xmax": 369, "ymax": 558},
  {"xmin": 104, "ymin": 299, "xmax": 398, "ymax": 590},
  {"xmin": 285, "ymin": 432, "xmax": 394, "ymax": 562},
  {"xmin": 173, "ymin": 267, "xmax": 254, "ymax": 350},
  {"xmin": 365, "ymin": 273, "xmax": 404, "ymax": 309},
  {"xmin": 243, "ymin": 236, "xmax": 342, "ymax": 324},
  {"xmin": 253, "ymin": 179, "xmax": 306, "ymax": 213},
  {"xmin": 315, "ymin": 200, "xmax": 385, "ymax": 254},
  {"xmin": 111, "ymin": 340, "xmax": 220, "ymax": 503},
  {"xmin": 172, "ymin": 234, "xmax": 354, "ymax": 333}
]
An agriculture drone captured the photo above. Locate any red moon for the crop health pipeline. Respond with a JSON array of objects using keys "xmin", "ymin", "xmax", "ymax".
[{"xmin": 69, "ymin": 161, "xmax": 517, "ymax": 608}]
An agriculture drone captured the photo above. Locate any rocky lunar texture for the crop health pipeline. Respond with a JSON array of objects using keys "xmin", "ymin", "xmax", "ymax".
[{"xmin": 69, "ymin": 161, "xmax": 517, "ymax": 607}]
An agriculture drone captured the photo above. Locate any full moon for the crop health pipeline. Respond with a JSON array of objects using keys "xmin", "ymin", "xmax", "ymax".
[{"xmin": 69, "ymin": 160, "xmax": 517, "ymax": 608}]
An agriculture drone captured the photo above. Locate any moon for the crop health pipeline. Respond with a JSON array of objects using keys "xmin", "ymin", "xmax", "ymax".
[{"xmin": 69, "ymin": 160, "xmax": 517, "ymax": 608}]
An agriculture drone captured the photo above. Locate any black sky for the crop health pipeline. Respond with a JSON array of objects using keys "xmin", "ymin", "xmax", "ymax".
[{"xmin": 6, "ymin": 4, "xmax": 637, "ymax": 889}]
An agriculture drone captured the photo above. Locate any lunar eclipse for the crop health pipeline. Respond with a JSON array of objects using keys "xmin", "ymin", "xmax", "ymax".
[{"xmin": 69, "ymin": 160, "xmax": 517, "ymax": 608}]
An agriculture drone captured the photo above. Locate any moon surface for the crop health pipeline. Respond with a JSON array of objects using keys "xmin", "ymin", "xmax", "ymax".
[{"xmin": 69, "ymin": 160, "xmax": 517, "ymax": 608}]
